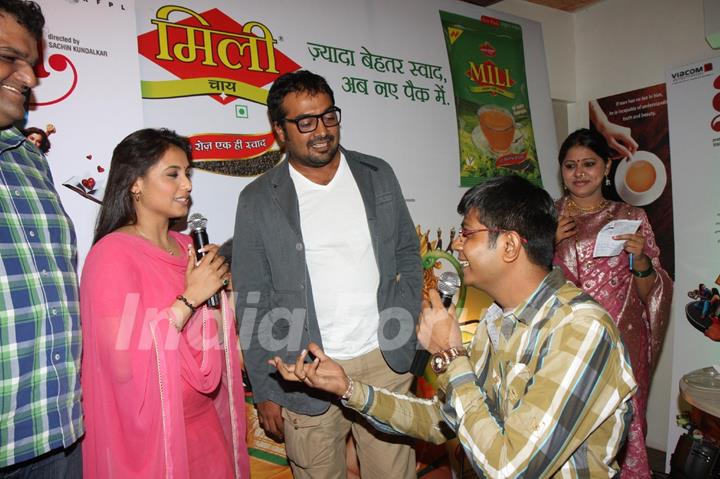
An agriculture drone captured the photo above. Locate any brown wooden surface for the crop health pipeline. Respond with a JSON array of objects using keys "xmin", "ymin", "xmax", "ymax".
[
  {"xmin": 459, "ymin": 0, "xmax": 503, "ymax": 6},
  {"xmin": 459, "ymin": 0, "xmax": 605, "ymax": 13},
  {"xmin": 525, "ymin": 0, "xmax": 604, "ymax": 12}
]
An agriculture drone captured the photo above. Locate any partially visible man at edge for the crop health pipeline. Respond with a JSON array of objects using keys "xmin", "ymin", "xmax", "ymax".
[
  {"xmin": 0, "ymin": 1, "xmax": 83, "ymax": 477},
  {"xmin": 272, "ymin": 175, "xmax": 638, "ymax": 478},
  {"xmin": 232, "ymin": 70, "xmax": 423, "ymax": 478}
]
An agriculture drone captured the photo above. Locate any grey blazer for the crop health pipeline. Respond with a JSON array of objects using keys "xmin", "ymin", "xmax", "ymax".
[{"xmin": 232, "ymin": 147, "xmax": 422, "ymax": 415}]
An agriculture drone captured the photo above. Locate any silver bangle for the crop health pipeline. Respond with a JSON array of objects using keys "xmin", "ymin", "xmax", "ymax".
[{"xmin": 341, "ymin": 377, "xmax": 354, "ymax": 400}]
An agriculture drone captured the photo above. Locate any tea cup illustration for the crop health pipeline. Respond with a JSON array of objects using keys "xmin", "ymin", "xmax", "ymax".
[
  {"xmin": 614, "ymin": 151, "xmax": 666, "ymax": 206},
  {"xmin": 477, "ymin": 105, "xmax": 515, "ymax": 153}
]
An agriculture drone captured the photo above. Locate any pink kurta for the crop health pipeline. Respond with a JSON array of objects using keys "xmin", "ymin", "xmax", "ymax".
[
  {"xmin": 553, "ymin": 198, "xmax": 672, "ymax": 479},
  {"xmin": 80, "ymin": 231, "xmax": 249, "ymax": 479}
]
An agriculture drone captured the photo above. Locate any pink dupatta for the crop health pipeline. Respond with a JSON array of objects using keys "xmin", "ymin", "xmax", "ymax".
[{"xmin": 80, "ymin": 231, "xmax": 249, "ymax": 478}]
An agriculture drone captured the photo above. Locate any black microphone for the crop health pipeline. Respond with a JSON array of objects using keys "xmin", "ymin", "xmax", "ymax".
[
  {"xmin": 410, "ymin": 271, "xmax": 461, "ymax": 376},
  {"xmin": 187, "ymin": 213, "xmax": 220, "ymax": 308}
]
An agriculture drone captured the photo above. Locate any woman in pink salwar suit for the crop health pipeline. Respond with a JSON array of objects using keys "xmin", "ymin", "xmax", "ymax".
[
  {"xmin": 80, "ymin": 128, "xmax": 250, "ymax": 478},
  {"xmin": 553, "ymin": 129, "xmax": 672, "ymax": 479}
]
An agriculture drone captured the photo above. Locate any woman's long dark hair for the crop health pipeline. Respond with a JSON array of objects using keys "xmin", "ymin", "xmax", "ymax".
[
  {"xmin": 22, "ymin": 127, "xmax": 50, "ymax": 153},
  {"xmin": 93, "ymin": 128, "xmax": 192, "ymax": 244}
]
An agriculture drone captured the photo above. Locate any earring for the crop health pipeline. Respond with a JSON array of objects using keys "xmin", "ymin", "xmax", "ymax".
[
  {"xmin": 604, "ymin": 175, "xmax": 611, "ymax": 187},
  {"xmin": 132, "ymin": 191, "xmax": 141, "ymax": 202},
  {"xmin": 562, "ymin": 184, "xmax": 568, "ymax": 193}
]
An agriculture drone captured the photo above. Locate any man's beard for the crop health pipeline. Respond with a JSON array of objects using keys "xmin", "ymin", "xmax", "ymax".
[{"xmin": 288, "ymin": 134, "xmax": 339, "ymax": 168}]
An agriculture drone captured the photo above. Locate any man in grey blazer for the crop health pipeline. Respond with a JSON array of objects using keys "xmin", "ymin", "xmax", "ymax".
[{"xmin": 232, "ymin": 70, "xmax": 422, "ymax": 478}]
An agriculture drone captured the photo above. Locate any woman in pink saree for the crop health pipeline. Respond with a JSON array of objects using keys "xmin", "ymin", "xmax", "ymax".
[
  {"xmin": 80, "ymin": 128, "xmax": 250, "ymax": 478},
  {"xmin": 554, "ymin": 128, "xmax": 672, "ymax": 479}
]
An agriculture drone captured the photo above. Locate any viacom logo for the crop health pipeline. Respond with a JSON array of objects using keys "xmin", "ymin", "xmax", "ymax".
[{"xmin": 671, "ymin": 62, "xmax": 713, "ymax": 85}]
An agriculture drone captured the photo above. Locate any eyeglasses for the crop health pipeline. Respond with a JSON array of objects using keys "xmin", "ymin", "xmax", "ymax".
[
  {"xmin": 284, "ymin": 107, "xmax": 341, "ymax": 133},
  {"xmin": 460, "ymin": 227, "xmax": 528, "ymax": 244}
]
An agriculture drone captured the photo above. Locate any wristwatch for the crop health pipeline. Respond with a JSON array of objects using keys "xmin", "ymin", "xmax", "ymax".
[{"xmin": 430, "ymin": 347, "xmax": 468, "ymax": 374}]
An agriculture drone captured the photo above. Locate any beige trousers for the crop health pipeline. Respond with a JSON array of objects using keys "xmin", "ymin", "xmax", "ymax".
[{"xmin": 283, "ymin": 348, "xmax": 416, "ymax": 479}]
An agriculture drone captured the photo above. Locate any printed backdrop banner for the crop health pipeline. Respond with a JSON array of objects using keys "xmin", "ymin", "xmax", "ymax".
[
  {"xmin": 665, "ymin": 57, "xmax": 720, "ymax": 460},
  {"xmin": 31, "ymin": 0, "xmax": 144, "ymax": 265},
  {"xmin": 30, "ymin": 0, "xmax": 557, "ymax": 257},
  {"xmin": 132, "ymin": 0, "xmax": 557, "ymax": 246},
  {"xmin": 591, "ymin": 84, "xmax": 675, "ymax": 278},
  {"xmin": 440, "ymin": 11, "xmax": 540, "ymax": 187}
]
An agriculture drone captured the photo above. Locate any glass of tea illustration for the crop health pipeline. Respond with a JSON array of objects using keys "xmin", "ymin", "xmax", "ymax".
[{"xmin": 478, "ymin": 105, "xmax": 515, "ymax": 153}]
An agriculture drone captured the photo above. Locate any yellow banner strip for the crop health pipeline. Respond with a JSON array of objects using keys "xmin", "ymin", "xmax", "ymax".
[
  {"xmin": 141, "ymin": 77, "xmax": 268, "ymax": 105},
  {"xmin": 469, "ymin": 85, "xmax": 515, "ymax": 100}
]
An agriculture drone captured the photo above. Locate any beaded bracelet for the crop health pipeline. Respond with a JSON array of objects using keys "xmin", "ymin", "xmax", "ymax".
[
  {"xmin": 176, "ymin": 295, "xmax": 196, "ymax": 314},
  {"xmin": 341, "ymin": 377, "xmax": 354, "ymax": 400}
]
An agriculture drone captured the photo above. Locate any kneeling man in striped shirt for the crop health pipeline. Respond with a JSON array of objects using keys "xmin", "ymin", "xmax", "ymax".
[{"xmin": 272, "ymin": 174, "xmax": 636, "ymax": 479}]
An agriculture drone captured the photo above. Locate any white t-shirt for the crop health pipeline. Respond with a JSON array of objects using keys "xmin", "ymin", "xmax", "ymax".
[{"xmin": 289, "ymin": 154, "xmax": 380, "ymax": 359}]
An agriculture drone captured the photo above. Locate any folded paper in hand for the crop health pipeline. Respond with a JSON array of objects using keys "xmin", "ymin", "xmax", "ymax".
[{"xmin": 592, "ymin": 220, "xmax": 641, "ymax": 257}]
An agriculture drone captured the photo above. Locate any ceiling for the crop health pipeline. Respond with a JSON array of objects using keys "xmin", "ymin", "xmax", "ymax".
[{"xmin": 461, "ymin": 0, "xmax": 604, "ymax": 13}]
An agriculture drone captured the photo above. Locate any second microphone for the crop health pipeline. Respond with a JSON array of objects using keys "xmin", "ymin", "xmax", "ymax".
[{"xmin": 188, "ymin": 213, "xmax": 221, "ymax": 308}]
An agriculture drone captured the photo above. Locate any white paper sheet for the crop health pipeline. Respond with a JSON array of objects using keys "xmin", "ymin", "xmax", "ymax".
[{"xmin": 592, "ymin": 220, "xmax": 642, "ymax": 257}]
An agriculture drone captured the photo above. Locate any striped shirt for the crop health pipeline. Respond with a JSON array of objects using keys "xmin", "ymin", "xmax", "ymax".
[
  {"xmin": 347, "ymin": 267, "xmax": 636, "ymax": 478},
  {"xmin": 0, "ymin": 128, "xmax": 83, "ymax": 467}
]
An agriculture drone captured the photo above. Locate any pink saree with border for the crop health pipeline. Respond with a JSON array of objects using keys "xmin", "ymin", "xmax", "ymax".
[{"xmin": 554, "ymin": 198, "xmax": 672, "ymax": 479}]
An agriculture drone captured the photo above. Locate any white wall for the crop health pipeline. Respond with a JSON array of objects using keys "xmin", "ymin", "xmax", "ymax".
[
  {"xmin": 490, "ymin": 0, "xmax": 575, "ymax": 102},
  {"xmin": 493, "ymin": 0, "xmax": 717, "ymax": 455},
  {"xmin": 571, "ymin": 0, "xmax": 713, "ymax": 128}
]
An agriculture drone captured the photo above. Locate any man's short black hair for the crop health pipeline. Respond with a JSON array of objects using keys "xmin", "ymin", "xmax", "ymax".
[
  {"xmin": 0, "ymin": 0, "xmax": 44, "ymax": 41},
  {"xmin": 266, "ymin": 70, "xmax": 335, "ymax": 125},
  {"xmin": 457, "ymin": 175, "xmax": 558, "ymax": 268}
]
